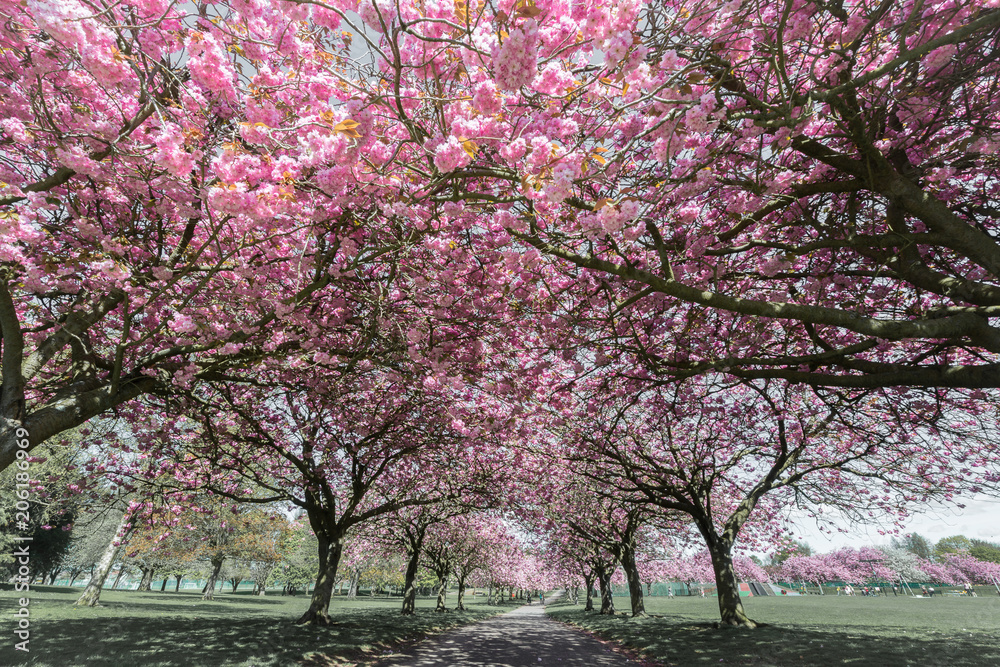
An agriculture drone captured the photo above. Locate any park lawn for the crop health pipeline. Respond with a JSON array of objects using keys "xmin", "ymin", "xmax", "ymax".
[
  {"xmin": 0, "ymin": 585, "xmax": 506, "ymax": 667},
  {"xmin": 546, "ymin": 593, "xmax": 1000, "ymax": 666}
]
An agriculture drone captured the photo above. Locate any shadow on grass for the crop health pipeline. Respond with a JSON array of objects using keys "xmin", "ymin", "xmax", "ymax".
[
  {"xmin": 547, "ymin": 603, "xmax": 1000, "ymax": 666},
  {"xmin": 125, "ymin": 591, "xmax": 291, "ymax": 607},
  {"xmin": 3, "ymin": 607, "xmax": 500, "ymax": 667}
]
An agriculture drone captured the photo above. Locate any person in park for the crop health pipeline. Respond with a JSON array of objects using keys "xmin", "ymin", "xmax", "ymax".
[{"xmin": 539, "ymin": 593, "xmax": 545, "ymax": 606}]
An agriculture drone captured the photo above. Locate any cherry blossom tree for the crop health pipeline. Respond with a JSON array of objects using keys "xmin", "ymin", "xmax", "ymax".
[
  {"xmin": 376, "ymin": 0, "xmax": 1000, "ymax": 392},
  {"xmin": 172, "ymin": 368, "xmax": 500, "ymax": 624},
  {"xmin": 6, "ymin": 0, "xmax": 1000, "ymax": 638},
  {"xmin": 536, "ymin": 469, "xmax": 669, "ymax": 617},
  {"xmin": 559, "ymin": 372, "xmax": 1000, "ymax": 625},
  {"xmin": 0, "ymin": 0, "xmax": 412, "ymax": 470},
  {"xmin": 541, "ymin": 530, "xmax": 616, "ymax": 612}
]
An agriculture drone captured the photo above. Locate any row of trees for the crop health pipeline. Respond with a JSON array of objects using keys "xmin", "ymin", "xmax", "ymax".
[
  {"xmin": 892, "ymin": 533, "xmax": 1000, "ymax": 565},
  {"xmin": 3, "ymin": 0, "xmax": 1000, "ymax": 630}
]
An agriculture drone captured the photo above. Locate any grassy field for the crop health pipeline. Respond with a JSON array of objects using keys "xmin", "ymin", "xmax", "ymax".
[
  {"xmin": 546, "ymin": 593, "xmax": 1000, "ymax": 666},
  {"xmin": 0, "ymin": 585, "xmax": 507, "ymax": 666}
]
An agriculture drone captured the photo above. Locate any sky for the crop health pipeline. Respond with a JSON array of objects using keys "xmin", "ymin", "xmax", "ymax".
[{"xmin": 784, "ymin": 493, "xmax": 1000, "ymax": 553}]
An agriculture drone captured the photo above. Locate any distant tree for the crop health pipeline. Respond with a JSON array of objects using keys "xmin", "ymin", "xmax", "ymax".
[
  {"xmin": 0, "ymin": 438, "xmax": 88, "ymax": 581},
  {"xmin": 892, "ymin": 534, "xmax": 934, "ymax": 562},
  {"xmin": 769, "ymin": 539, "xmax": 813, "ymax": 566},
  {"xmin": 970, "ymin": 539, "xmax": 1000, "ymax": 565},
  {"xmin": 278, "ymin": 524, "xmax": 319, "ymax": 596},
  {"xmin": 935, "ymin": 535, "xmax": 972, "ymax": 560},
  {"xmin": 231, "ymin": 510, "xmax": 296, "ymax": 596},
  {"xmin": 877, "ymin": 547, "xmax": 928, "ymax": 583}
]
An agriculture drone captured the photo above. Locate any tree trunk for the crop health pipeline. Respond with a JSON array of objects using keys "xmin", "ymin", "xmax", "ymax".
[
  {"xmin": 583, "ymin": 571, "xmax": 595, "ymax": 612},
  {"xmin": 347, "ymin": 569, "xmax": 360, "ymax": 599},
  {"xmin": 401, "ymin": 545, "xmax": 421, "ymax": 615},
  {"xmin": 583, "ymin": 572, "xmax": 594, "ymax": 611},
  {"xmin": 75, "ymin": 515, "xmax": 128, "ymax": 607},
  {"xmin": 175, "ymin": 574, "xmax": 183, "ymax": 592},
  {"xmin": 486, "ymin": 585, "xmax": 493, "ymax": 605},
  {"xmin": 456, "ymin": 575, "xmax": 467, "ymax": 611},
  {"xmin": 296, "ymin": 532, "xmax": 345, "ymax": 625},
  {"xmin": 202, "ymin": 554, "xmax": 225, "ymax": 601},
  {"xmin": 597, "ymin": 565, "xmax": 615, "ymax": 615},
  {"xmin": 69, "ymin": 572, "xmax": 79, "ymax": 588},
  {"xmin": 230, "ymin": 576, "xmax": 241, "ymax": 593},
  {"xmin": 619, "ymin": 542, "xmax": 647, "ymax": 617},
  {"xmin": 705, "ymin": 534, "xmax": 756, "ymax": 627},
  {"xmin": 160, "ymin": 577, "xmax": 167, "ymax": 592},
  {"xmin": 137, "ymin": 566, "xmax": 154, "ymax": 591},
  {"xmin": 435, "ymin": 571, "xmax": 450, "ymax": 612},
  {"xmin": 111, "ymin": 567, "xmax": 127, "ymax": 590}
]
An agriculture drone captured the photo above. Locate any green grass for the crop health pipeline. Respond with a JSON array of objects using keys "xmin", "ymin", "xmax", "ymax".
[
  {"xmin": 0, "ymin": 585, "xmax": 507, "ymax": 666},
  {"xmin": 546, "ymin": 593, "xmax": 1000, "ymax": 666}
]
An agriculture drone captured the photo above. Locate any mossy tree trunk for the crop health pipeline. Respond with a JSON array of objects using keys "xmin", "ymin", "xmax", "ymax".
[
  {"xmin": 456, "ymin": 573, "xmax": 468, "ymax": 610},
  {"xmin": 596, "ymin": 564, "xmax": 615, "ymax": 615},
  {"xmin": 583, "ymin": 570, "xmax": 595, "ymax": 611},
  {"xmin": 695, "ymin": 516, "xmax": 758, "ymax": 628},
  {"xmin": 435, "ymin": 570, "xmax": 450, "ymax": 612},
  {"xmin": 296, "ymin": 529, "xmax": 346, "ymax": 625},
  {"xmin": 347, "ymin": 569, "xmax": 360, "ymax": 599},
  {"xmin": 137, "ymin": 566, "xmax": 154, "ymax": 591}
]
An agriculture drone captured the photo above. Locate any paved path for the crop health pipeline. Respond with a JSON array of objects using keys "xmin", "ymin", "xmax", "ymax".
[{"xmin": 374, "ymin": 592, "xmax": 636, "ymax": 667}]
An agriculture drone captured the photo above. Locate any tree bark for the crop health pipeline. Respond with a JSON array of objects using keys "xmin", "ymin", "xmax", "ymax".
[
  {"xmin": 618, "ymin": 540, "xmax": 647, "ymax": 617},
  {"xmin": 583, "ymin": 571, "xmax": 595, "ymax": 612},
  {"xmin": 296, "ymin": 532, "xmax": 345, "ymax": 625},
  {"xmin": 705, "ymin": 534, "xmax": 756, "ymax": 627},
  {"xmin": 137, "ymin": 566, "xmax": 154, "ymax": 591},
  {"xmin": 435, "ymin": 571, "xmax": 450, "ymax": 612},
  {"xmin": 596, "ymin": 565, "xmax": 615, "ymax": 615},
  {"xmin": 175, "ymin": 574, "xmax": 183, "ymax": 592},
  {"xmin": 347, "ymin": 569, "xmax": 360, "ymax": 599},
  {"xmin": 401, "ymin": 543, "xmax": 422, "ymax": 615},
  {"xmin": 456, "ymin": 574, "xmax": 467, "ymax": 611},
  {"xmin": 160, "ymin": 577, "xmax": 167, "ymax": 592},
  {"xmin": 202, "ymin": 554, "xmax": 225, "ymax": 601},
  {"xmin": 75, "ymin": 515, "xmax": 128, "ymax": 607}
]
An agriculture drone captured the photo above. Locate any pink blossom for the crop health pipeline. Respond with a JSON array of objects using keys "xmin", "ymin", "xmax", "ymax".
[
  {"xmin": 493, "ymin": 20, "xmax": 538, "ymax": 91},
  {"xmin": 434, "ymin": 136, "xmax": 472, "ymax": 173}
]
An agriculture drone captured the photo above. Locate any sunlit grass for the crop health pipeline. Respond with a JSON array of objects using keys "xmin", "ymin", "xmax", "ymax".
[{"xmin": 547, "ymin": 593, "xmax": 1000, "ymax": 666}]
